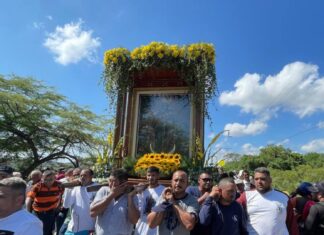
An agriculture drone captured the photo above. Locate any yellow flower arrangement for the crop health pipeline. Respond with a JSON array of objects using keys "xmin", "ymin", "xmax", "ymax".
[
  {"xmin": 103, "ymin": 41, "xmax": 216, "ymax": 119},
  {"xmin": 102, "ymin": 42, "xmax": 215, "ymax": 65},
  {"xmin": 104, "ymin": 48, "xmax": 130, "ymax": 65},
  {"xmin": 134, "ymin": 153, "xmax": 182, "ymax": 176}
]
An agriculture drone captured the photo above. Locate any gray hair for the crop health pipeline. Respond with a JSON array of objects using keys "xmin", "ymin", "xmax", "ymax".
[
  {"xmin": 30, "ymin": 170, "xmax": 42, "ymax": 177},
  {"xmin": 219, "ymin": 177, "xmax": 235, "ymax": 188},
  {"xmin": 0, "ymin": 177, "xmax": 27, "ymax": 202},
  {"xmin": 254, "ymin": 167, "xmax": 271, "ymax": 177}
]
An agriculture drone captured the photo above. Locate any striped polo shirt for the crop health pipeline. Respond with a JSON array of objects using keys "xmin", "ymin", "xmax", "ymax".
[{"xmin": 27, "ymin": 181, "xmax": 64, "ymax": 212}]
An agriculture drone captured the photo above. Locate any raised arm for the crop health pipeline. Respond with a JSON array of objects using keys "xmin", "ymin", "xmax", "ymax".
[
  {"xmin": 147, "ymin": 209, "xmax": 166, "ymax": 228},
  {"xmin": 147, "ymin": 187, "xmax": 172, "ymax": 228},
  {"xmin": 90, "ymin": 191, "xmax": 115, "ymax": 217},
  {"xmin": 197, "ymin": 191, "xmax": 210, "ymax": 205},
  {"xmin": 90, "ymin": 182, "xmax": 127, "ymax": 217},
  {"xmin": 127, "ymin": 189, "xmax": 140, "ymax": 224},
  {"xmin": 173, "ymin": 203, "xmax": 197, "ymax": 230},
  {"xmin": 199, "ymin": 196, "xmax": 214, "ymax": 226}
]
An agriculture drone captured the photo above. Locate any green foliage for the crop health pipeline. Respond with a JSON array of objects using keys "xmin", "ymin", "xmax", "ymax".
[
  {"xmin": 303, "ymin": 152, "xmax": 324, "ymax": 167},
  {"xmin": 271, "ymin": 165, "xmax": 324, "ymax": 193},
  {"xmin": 0, "ymin": 75, "xmax": 105, "ymax": 177},
  {"xmin": 223, "ymin": 145, "xmax": 324, "ymax": 193},
  {"xmin": 180, "ymin": 131, "xmax": 225, "ymax": 185},
  {"xmin": 122, "ymin": 155, "xmax": 137, "ymax": 177},
  {"xmin": 224, "ymin": 145, "xmax": 306, "ymax": 172}
]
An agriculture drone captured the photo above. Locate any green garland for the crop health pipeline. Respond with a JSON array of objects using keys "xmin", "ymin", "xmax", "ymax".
[{"xmin": 103, "ymin": 42, "xmax": 216, "ymax": 117}]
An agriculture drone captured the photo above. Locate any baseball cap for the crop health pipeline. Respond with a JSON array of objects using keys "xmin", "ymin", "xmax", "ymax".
[{"xmin": 314, "ymin": 182, "xmax": 324, "ymax": 194}]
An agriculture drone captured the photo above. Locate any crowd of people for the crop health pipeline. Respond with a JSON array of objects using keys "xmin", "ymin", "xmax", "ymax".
[{"xmin": 0, "ymin": 164, "xmax": 323, "ymax": 235}]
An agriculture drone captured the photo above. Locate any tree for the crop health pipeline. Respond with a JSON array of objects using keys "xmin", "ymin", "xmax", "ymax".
[
  {"xmin": 0, "ymin": 75, "xmax": 105, "ymax": 177},
  {"xmin": 258, "ymin": 145, "xmax": 305, "ymax": 170}
]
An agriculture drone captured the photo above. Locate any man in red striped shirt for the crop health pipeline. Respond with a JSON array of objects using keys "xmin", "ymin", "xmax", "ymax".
[{"xmin": 26, "ymin": 170, "xmax": 64, "ymax": 235}]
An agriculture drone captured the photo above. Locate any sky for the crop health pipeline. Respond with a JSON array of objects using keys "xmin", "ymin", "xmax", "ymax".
[{"xmin": 1, "ymin": 0, "xmax": 324, "ymax": 159}]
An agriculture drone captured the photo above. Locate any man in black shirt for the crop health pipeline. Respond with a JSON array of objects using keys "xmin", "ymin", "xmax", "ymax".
[{"xmin": 199, "ymin": 177, "xmax": 248, "ymax": 235}]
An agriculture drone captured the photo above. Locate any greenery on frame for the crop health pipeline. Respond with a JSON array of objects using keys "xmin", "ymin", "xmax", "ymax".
[
  {"xmin": 180, "ymin": 131, "xmax": 226, "ymax": 184},
  {"xmin": 103, "ymin": 42, "xmax": 216, "ymax": 118}
]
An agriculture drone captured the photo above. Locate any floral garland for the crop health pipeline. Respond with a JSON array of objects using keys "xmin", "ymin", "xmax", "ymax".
[
  {"xmin": 134, "ymin": 153, "xmax": 181, "ymax": 176},
  {"xmin": 103, "ymin": 42, "xmax": 216, "ymax": 118}
]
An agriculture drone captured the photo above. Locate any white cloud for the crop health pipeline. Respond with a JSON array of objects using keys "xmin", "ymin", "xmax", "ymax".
[
  {"xmin": 219, "ymin": 62, "xmax": 324, "ymax": 118},
  {"xmin": 33, "ymin": 22, "xmax": 44, "ymax": 29},
  {"xmin": 241, "ymin": 143, "xmax": 260, "ymax": 155},
  {"xmin": 43, "ymin": 19, "xmax": 100, "ymax": 65},
  {"xmin": 47, "ymin": 15, "xmax": 53, "ymax": 21},
  {"xmin": 224, "ymin": 120, "xmax": 267, "ymax": 137},
  {"xmin": 317, "ymin": 121, "xmax": 324, "ymax": 129},
  {"xmin": 301, "ymin": 139, "xmax": 324, "ymax": 153}
]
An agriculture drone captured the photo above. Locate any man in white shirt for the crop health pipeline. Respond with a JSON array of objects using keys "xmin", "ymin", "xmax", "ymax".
[
  {"xmin": 0, "ymin": 177, "xmax": 42, "ymax": 235},
  {"xmin": 237, "ymin": 167, "xmax": 296, "ymax": 235},
  {"xmin": 135, "ymin": 166, "xmax": 165, "ymax": 235},
  {"xmin": 90, "ymin": 168, "xmax": 140, "ymax": 235},
  {"xmin": 63, "ymin": 168, "xmax": 98, "ymax": 235}
]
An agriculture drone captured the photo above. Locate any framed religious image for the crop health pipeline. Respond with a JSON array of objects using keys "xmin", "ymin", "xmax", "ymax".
[{"xmin": 132, "ymin": 90, "xmax": 193, "ymax": 158}]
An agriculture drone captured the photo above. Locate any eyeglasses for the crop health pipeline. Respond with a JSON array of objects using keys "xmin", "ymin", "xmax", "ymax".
[{"xmin": 201, "ymin": 178, "xmax": 212, "ymax": 182}]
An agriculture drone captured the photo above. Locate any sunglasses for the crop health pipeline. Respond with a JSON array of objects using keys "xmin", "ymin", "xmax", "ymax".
[{"xmin": 201, "ymin": 178, "xmax": 212, "ymax": 182}]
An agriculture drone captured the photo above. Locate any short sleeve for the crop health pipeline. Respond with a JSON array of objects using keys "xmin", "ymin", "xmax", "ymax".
[
  {"xmin": 27, "ymin": 183, "xmax": 40, "ymax": 199},
  {"xmin": 186, "ymin": 196, "xmax": 199, "ymax": 216},
  {"xmin": 63, "ymin": 188, "xmax": 75, "ymax": 208},
  {"xmin": 92, "ymin": 186, "xmax": 110, "ymax": 205}
]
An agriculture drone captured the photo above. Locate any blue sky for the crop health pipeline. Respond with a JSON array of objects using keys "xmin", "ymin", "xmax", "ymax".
[{"xmin": 1, "ymin": 0, "xmax": 324, "ymax": 158}]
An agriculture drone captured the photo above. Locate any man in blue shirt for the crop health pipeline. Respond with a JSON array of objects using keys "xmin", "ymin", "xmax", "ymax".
[{"xmin": 199, "ymin": 177, "xmax": 247, "ymax": 235}]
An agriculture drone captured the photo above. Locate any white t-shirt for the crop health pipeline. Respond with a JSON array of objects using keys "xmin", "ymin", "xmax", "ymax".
[
  {"xmin": 246, "ymin": 189, "xmax": 289, "ymax": 235},
  {"xmin": 135, "ymin": 184, "xmax": 165, "ymax": 235},
  {"xmin": 0, "ymin": 209, "xmax": 42, "ymax": 235},
  {"xmin": 92, "ymin": 186, "xmax": 139, "ymax": 235},
  {"xmin": 243, "ymin": 179, "xmax": 251, "ymax": 191},
  {"xmin": 63, "ymin": 182, "xmax": 98, "ymax": 232}
]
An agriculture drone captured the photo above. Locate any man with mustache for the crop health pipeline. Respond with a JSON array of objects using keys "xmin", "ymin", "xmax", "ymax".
[
  {"xmin": 237, "ymin": 167, "xmax": 296, "ymax": 235},
  {"xmin": 147, "ymin": 170, "xmax": 199, "ymax": 235},
  {"xmin": 186, "ymin": 171, "xmax": 213, "ymax": 235}
]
